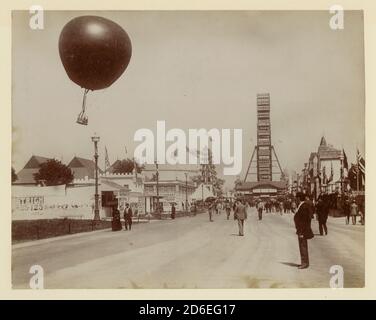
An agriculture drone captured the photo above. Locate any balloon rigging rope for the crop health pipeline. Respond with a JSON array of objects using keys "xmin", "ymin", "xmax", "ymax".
[{"xmin": 82, "ymin": 88, "xmax": 90, "ymax": 114}]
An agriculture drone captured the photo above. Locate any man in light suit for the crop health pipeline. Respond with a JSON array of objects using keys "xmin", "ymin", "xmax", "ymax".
[
  {"xmin": 234, "ymin": 201, "xmax": 247, "ymax": 236},
  {"xmin": 256, "ymin": 201, "xmax": 264, "ymax": 220}
]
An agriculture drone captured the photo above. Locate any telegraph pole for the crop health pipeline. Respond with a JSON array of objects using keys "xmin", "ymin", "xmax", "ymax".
[
  {"xmin": 185, "ymin": 172, "xmax": 188, "ymax": 212},
  {"xmin": 91, "ymin": 134, "xmax": 100, "ymax": 221},
  {"xmin": 155, "ymin": 161, "xmax": 159, "ymax": 212}
]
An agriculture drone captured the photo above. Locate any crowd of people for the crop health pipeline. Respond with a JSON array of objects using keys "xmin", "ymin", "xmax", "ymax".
[
  {"xmin": 108, "ymin": 191, "xmax": 364, "ymax": 269},
  {"xmin": 202, "ymin": 192, "xmax": 365, "ymax": 270}
]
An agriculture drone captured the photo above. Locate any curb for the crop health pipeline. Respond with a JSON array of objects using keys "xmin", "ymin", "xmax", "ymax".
[{"xmin": 12, "ymin": 228, "xmax": 111, "ymax": 250}]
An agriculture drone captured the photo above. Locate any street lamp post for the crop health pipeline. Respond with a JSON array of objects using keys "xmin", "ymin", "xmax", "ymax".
[
  {"xmin": 185, "ymin": 172, "xmax": 188, "ymax": 212},
  {"xmin": 91, "ymin": 134, "xmax": 100, "ymax": 221},
  {"xmin": 155, "ymin": 161, "xmax": 159, "ymax": 213}
]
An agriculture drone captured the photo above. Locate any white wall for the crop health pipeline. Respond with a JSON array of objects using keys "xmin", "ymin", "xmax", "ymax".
[{"xmin": 12, "ymin": 185, "xmax": 100, "ymax": 220}]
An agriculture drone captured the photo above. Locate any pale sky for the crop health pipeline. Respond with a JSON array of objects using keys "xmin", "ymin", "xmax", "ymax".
[{"xmin": 12, "ymin": 11, "xmax": 365, "ymax": 188}]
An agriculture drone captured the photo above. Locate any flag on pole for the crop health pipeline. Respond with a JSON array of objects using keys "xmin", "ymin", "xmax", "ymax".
[
  {"xmin": 342, "ymin": 149, "xmax": 349, "ymax": 177},
  {"xmin": 357, "ymin": 149, "xmax": 365, "ymax": 189},
  {"xmin": 357, "ymin": 149, "xmax": 365, "ymax": 176},
  {"xmin": 105, "ymin": 146, "xmax": 110, "ymax": 172},
  {"xmin": 343, "ymin": 149, "xmax": 349, "ymax": 170}
]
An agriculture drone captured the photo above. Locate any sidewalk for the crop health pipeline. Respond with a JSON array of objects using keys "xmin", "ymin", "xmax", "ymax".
[
  {"xmin": 13, "ymin": 218, "xmax": 152, "ymax": 249},
  {"xmin": 12, "ymin": 228, "xmax": 111, "ymax": 249}
]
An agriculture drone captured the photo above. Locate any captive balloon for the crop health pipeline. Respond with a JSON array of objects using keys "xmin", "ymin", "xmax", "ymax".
[
  {"xmin": 58, "ymin": 16, "xmax": 132, "ymax": 125},
  {"xmin": 59, "ymin": 15, "xmax": 132, "ymax": 91}
]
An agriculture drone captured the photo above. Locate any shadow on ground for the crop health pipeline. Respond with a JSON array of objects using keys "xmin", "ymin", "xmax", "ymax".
[{"xmin": 279, "ymin": 261, "xmax": 300, "ymax": 267}]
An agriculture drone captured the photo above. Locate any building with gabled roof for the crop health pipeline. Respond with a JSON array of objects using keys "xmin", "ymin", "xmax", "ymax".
[
  {"xmin": 318, "ymin": 136, "xmax": 342, "ymax": 160},
  {"xmin": 303, "ymin": 136, "xmax": 344, "ymax": 197},
  {"xmin": 13, "ymin": 155, "xmax": 52, "ymax": 185},
  {"xmin": 68, "ymin": 156, "xmax": 103, "ymax": 180}
]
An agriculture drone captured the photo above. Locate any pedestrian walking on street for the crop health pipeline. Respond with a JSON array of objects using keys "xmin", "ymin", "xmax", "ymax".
[
  {"xmin": 286, "ymin": 199, "xmax": 292, "ymax": 213},
  {"xmin": 171, "ymin": 203, "xmax": 176, "ymax": 220},
  {"xmin": 359, "ymin": 199, "xmax": 365, "ymax": 225},
  {"xmin": 215, "ymin": 202, "xmax": 220, "ymax": 215},
  {"xmin": 192, "ymin": 202, "xmax": 197, "ymax": 216},
  {"xmin": 291, "ymin": 200, "xmax": 297, "ymax": 213},
  {"xmin": 343, "ymin": 196, "xmax": 350, "ymax": 224},
  {"xmin": 234, "ymin": 201, "xmax": 247, "ymax": 236},
  {"xmin": 316, "ymin": 197, "xmax": 328, "ymax": 235},
  {"xmin": 123, "ymin": 203, "xmax": 133, "ymax": 231},
  {"xmin": 279, "ymin": 201, "xmax": 284, "ymax": 215},
  {"xmin": 359, "ymin": 210, "xmax": 365, "ymax": 225},
  {"xmin": 293, "ymin": 193, "xmax": 314, "ymax": 269},
  {"xmin": 208, "ymin": 202, "xmax": 214, "ymax": 222},
  {"xmin": 350, "ymin": 200, "xmax": 358, "ymax": 225},
  {"xmin": 112, "ymin": 206, "xmax": 122, "ymax": 231},
  {"xmin": 225, "ymin": 202, "xmax": 231, "ymax": 220},
  {"xmin": 256, "ymin": 201, "xmax": 263, "ymax": 220}
]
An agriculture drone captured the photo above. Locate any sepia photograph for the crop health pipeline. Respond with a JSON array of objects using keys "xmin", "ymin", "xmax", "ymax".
[{"xmin": 11, "ymin": 10, "xmax": 365, "ymax": 289}]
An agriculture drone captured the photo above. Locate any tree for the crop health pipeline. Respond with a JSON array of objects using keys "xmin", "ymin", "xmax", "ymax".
[
  {"xmin": 34, "ymin": 159, "xmax": 74, "ymax": 186},
  {"xmin": 213, "ymin": 177, "xmax": 225, "ymax": 196},
  {"xmin": 186, "ymin": 172, "xmax": 224, "ymax": 196},
  {"xmin": 190, "ymin": 174, "xmax": 203, "ymax": 185},
  {"xmin": 11, "ymin": 167, "xmax": 18, "ymax": 183},
  {"xmin": 112, "ymin": 158, "xmax": 143, "ymax": 174},
  {"xmin": 206, "ymin": 150, "xmax": 224, "ymax": 196},
  {"xmin": 190, "ymin": 148, "xmax": 224, "ymax": 196}
]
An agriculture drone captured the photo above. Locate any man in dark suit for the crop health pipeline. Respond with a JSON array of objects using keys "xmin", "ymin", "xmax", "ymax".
[
  {"xmin": 123, "ymin": 203, "xmax": 133, "ymax": 231},
  {"xmin": 305, "ymin": 195, "xmax": 315, "ymax": 219},
  {"xmin": 234, "ymin": 201, "xmax": 247, "ymax": 236},
  {"xmin": 316, "ymin": 197, "xmax": 329, "ymax": 235},
  {"xmin": 171, "ymin": 203, "xmax": 176, "ymax": 220},
  {"xmin": 294, "ymin": 192, "xmax": 314, "ymax": 269},
  {"xmin": 256, "ymin": 201, "xmax": 263, "ymax": 220}
]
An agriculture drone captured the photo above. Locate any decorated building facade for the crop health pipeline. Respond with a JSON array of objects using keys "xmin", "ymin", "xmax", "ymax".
[{"xmin": 302, "ymin": 136, "xmax": 344, "ymax": 198}]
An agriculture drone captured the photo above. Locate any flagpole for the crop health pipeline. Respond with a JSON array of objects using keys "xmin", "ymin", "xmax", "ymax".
[
  {"xmin": 340, "ymin": 151, "xmax": 344, "ymax": 194},
  {"xmin": 356, "ymin": 148, "xmax": 359, "ymax": 192},
  {"xmin": 104, "ymin": 147, "xmax": 106, "ymax": 176}
]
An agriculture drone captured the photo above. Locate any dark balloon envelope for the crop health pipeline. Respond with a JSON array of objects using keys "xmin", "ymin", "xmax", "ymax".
[{"xmin": 59, "ymin": 15, "xmax": 132, "ymax": 91}]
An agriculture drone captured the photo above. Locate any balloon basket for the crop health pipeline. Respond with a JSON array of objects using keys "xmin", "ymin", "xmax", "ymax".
[{"xmin": 76, "ymin": 112, "xmax": 88, "ymax": 125}]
